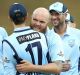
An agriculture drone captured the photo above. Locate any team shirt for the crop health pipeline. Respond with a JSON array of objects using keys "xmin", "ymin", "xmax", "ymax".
[
  {"xmin": 51, "ymin": 26, "xmax": 80, "ymax": 75},
  {"xmin": 45, "ymin": 27, "xmax": 65, "ymax": 62},
  {"xmin": 45, "ymin": 27, "xmax": 65, "ymax": 75},
  {"xmin": 70, "ymin": 27, "xmax": 80, "ymax": 74},
  {"xmin": 3, "ymin": 26, "xmax": 50, "ymax": 75},
  {"xmin": 0, "ymin": 27, "xmax": 8, "ymax": 39},
  {"xmin": 0, "ymin": 27, "xmax": 8, "ymax": 75}
]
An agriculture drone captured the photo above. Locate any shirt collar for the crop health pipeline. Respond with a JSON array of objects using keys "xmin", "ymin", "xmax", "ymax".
[
  {"xmin": 64, "ymin": 26, "xmax": 72, "ymax": 36},
  {"xmin": 14, "ymin": 26, "xmax": 31, "ymax": 33},
  {"xmin": 51, "ymin": 26, "xmax": 72, "ymax": 36}
]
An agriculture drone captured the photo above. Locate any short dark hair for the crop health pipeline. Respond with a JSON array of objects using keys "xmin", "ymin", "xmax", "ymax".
[{"xmin": 9, "ymin": 3, "xmax": 27, "ymax": 25}]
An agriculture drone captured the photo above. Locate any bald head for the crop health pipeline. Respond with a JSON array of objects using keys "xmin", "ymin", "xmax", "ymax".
[
  {"xmin": 31, "ymin": 7, "xmax": 50, "ymax": 32},
  {"xmin": 32, "ymin": 7, "xmax": 50, "ymax": 22}
]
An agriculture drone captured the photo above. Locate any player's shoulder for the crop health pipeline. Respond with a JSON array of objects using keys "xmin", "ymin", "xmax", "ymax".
[
  {"xmin": 45, "ymin": 28, "xmax": 62, "ymax": 44},
  {"xmin": 3, "ymin": 33, "xmax": 14, "ymax": 42},
  {"xmin": 0, "ymin": 27, "xmax": 7, "ymax": 32},
  {"xmin": 0, "ymin": 27, "xmax": 8, "ymax": 38},
  {"xmin": 69, "ymin": 27, "xmax": 80, "ymax": 32},
  {"xmin": 5, "ymin": 30, "xmax": 45, "ymax": 42},
  {"xmin": 68, "ymin": 27, "xmax": 80, "ymax": 40},
  {"xmin": 69, "ymin": 27, "xmax": 80, "ymax": 35},
  {"xmin": 50, "ymin": 28, "xmax": 61, "ymax": 39},
  {"xmin": 32, "ymin": 29, "xmax": 45, "ymax": 37}
]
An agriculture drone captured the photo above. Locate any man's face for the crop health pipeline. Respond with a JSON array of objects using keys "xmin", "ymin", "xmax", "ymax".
[
  {"xmin": 50, "ymin": 11, "xmax": 65, "ymax": 27},
  {"xmin": 31, "ymin": 13, "xmax": 48, "ymax": 32}
]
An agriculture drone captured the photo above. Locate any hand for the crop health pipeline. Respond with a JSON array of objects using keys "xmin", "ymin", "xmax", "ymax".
[
  {"xmin": 61, "ymin": 60, "xmax": 70, "ymax": 72},
  {"xmin": 53, "ymin": 60, "xmax": 70, "ymax": 72},
  {"xmin": 16, "ymin": 60, "xmax": 33, "ymax": 73}
]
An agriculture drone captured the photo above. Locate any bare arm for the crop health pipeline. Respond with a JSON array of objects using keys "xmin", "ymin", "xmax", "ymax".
[
  {"xmin": 16, "ymin": 60, "xmax": 62, "ymax": 74},
  {"xmin": 16, "ymin": 60, "xmax": 70, "ymax": 74}
]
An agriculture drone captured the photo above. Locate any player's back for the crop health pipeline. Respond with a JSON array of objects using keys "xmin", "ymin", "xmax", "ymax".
[
  {"xmin": 10, "ymin": 27, "xmax": 48, "ymax": 64},
  {"xmin": 3, "ymin": 26, "xmax": 49, "ymax": 75}
]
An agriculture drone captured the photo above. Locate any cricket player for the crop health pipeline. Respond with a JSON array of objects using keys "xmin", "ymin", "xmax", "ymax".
[
  {"xmin": 49, "ymin": 2, "xmax": 80, "ymax": 75},
  {"xmin": 3, "ymin": 3, "xmax": 62, "ymax": 75},
  {"xmin": 16, "ymin": 7, "xmax": 70, "ymax": 75}
]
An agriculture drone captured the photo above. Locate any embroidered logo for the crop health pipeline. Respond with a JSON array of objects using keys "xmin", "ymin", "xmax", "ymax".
[
  {"xmin": 68, "ymin": 39, "xmax": 75, "ymax": 47},
  {"xmin": 3, "ymin": 57, "xmax": 10, "ymax": 63},
  {"xmin": 57, "ymin": 51, "xmax": 64, "ymax": 57}
]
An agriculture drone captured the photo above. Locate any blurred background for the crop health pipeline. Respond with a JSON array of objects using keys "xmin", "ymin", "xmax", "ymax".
[{"xmin": 0, "ymin": 0, "xmax": 80, "ymax": 34}]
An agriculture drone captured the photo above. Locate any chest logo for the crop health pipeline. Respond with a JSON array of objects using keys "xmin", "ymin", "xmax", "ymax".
[
  {"xmin": 57, "ymin": 51, "xmax": 64, "ymax": 57},
  {"xmin": 68, "ymin": 39, "xmax": 75, "ymax": 47}
]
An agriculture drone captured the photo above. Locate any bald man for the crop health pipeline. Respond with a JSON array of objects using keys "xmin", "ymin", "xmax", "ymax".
[{"xmin": 16, "ymin": 7, "xmax": 70, "ymax": 74}]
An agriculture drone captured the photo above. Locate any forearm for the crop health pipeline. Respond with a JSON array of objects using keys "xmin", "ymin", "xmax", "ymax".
[
  {"xmin": 16, "ymin": 60, "xmax": 62, "ymax": 74},
  {"xmin": 31, "ymin": 63, "xmax": 61, "ymax": 74},
  {"xmin": 32, "ymin": 60, "xmax": 70, "ymax": 73}
]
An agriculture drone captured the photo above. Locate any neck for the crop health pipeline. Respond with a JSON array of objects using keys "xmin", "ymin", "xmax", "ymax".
[
  {"xmin": 54, "ymin": 23, "xmax": 67, "ymax": 36},
  {"xmin": 14, "ymin": 22, "xmax": 26, "ymax": 29}
]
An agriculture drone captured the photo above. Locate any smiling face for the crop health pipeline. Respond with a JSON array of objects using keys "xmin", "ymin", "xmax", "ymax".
[
  {"xmin": 50, "ymin": 10, "xmax": 66, "ymax": 27},
  {"xmin": 30, "ymin": 8, "xmax": 50, "ymax": 32}
]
